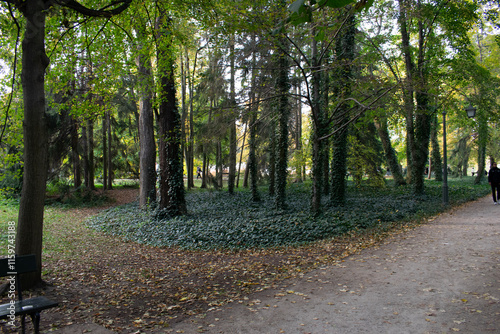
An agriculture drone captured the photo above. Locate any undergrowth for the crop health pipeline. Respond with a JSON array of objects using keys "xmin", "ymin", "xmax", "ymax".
[{"xmin": 86, "ymin": 178, "xmax": 490, "ymax": 250}]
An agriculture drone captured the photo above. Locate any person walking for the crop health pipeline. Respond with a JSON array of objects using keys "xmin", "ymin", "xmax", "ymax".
[{"xmin": 488, "ymin": 162, "xmax": 500, "ymax": 204}]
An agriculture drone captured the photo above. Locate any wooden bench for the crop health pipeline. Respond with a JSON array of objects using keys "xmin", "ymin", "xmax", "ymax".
[{"xmin": 0, "ymin": 255, "xmax": 58, "ymax": 333}]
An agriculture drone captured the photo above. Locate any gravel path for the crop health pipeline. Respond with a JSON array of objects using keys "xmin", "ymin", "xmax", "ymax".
[{"xmin": 165, "ymin": 195, "xmax": 500, "ymax": 334}]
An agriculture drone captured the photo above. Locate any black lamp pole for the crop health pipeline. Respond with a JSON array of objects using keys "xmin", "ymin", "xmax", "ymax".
[{"xmin": 442, "ymin": 109, "xmax": 448, "ymax": 205}]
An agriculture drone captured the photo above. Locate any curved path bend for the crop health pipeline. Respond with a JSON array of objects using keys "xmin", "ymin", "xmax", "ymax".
[{"xmin": 166, "ymin": 195, "xmax": 500, "ymax": 334}]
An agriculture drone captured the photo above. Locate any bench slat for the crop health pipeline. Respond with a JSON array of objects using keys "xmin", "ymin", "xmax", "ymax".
[
  {"xmin": 0, "ymin": 255, "xmax": 37, "ymax": 277},
  {"xmin": 0, "ymin": 297, "xmax": 59, "ymax": 318}
]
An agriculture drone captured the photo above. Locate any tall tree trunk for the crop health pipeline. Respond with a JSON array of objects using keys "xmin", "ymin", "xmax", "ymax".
[
  {"xmin": 87, "ymin": 119, "xmax": 95, "ymax": 190},
  {"xmin": 295, "ymin": 84, "xmax": 303, "ymax": 183},
  {"xmin": 181, "ymin": 49, "xmax": 188, "ymax": 188},
  {"xmin": 216, "ymin": 141, "xmax": 223, "ymax": 188},
  {"xmin": 411, "ymin": 10, "xmax": 432, "ymax": 195},
  {"xmin": 103, "ymin": 113, "xmax": 108, "ymax": 190},
  {"xmin": 187, "ymin": 47, "xmax": 196, "ymax": 189},
  {"xmin": 430, "ymin": 112, "xmax": 442, "ymax": 181},
  {"xmin": 474, "ymin": 108, "xmax": 487, "ymax": 184},
  {"xmin": 107, "ymin": 111, "xmax": 112, "ymax": 189},
  {"xmin": 330, "ymin": 10, "xmax": 356, "ymax": 206},
  {"xmin": 275, "ymin": 29, "xmax": 290, "ymax": 210},
  {"xmin": 82, "ymin": 124, "xmax": 89, "ymax": 188},
  {"xmin": 16, "ymin": 3, "xmax": 50, "ymax": 287},
  {"xmin": 136, "ymin": 28, "xmax": 156, "ymax": 207},
  {"xmin": 228, "ymin": 37, "xmax": 237, "ymax": 194},
  {"xmin": 398, "ymin": 0, "xmax": 432, "ymax": 195},
  {"xmin": 156, "ymin": 13, "xmax": 186, "ymax": 215},
  {"xmin": 375, "ymin": 117, "xmax": 406, "ymax": 186},
  {"xmin": 268, "ymin": 118, "xmax": 276, "ymax": 196},
  {"xmin": 71, "ymin": 117, "xmax": 82, "ymax": 189},
  {"xmin": 249, "ymin": 101, "xmax": 260, "ymax": 201},
  {"xmin": 398, "ymin": 0, "xmax": 416, "ymax": 185},
  {"xmin": 310, "ymin": 26, "xmax": 323, "ymax": 214},
  {"xmin": 237, "ymin": 121, "xmax": 247, "ymax": 188}
]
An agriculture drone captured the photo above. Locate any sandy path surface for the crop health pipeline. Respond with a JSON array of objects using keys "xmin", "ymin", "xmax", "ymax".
[{"xmin": 166, "ymin": 195, "xmax": 500, "ymax": 334}]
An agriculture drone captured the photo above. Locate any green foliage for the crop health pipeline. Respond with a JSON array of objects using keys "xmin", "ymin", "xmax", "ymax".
[{"xmin": 87, "ymin": 179, "xmax": 489, "ymax": 250}]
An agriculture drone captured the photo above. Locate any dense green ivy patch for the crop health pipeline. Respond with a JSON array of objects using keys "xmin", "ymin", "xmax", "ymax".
[{"xmin": 87, "ymin": 179, "xmax": 490, "ymax": 250}]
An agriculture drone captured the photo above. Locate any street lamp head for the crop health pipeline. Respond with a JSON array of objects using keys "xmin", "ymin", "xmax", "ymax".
[{"xmin": 465, "ymin": 103, "xmax": 476, "ymax": 118}]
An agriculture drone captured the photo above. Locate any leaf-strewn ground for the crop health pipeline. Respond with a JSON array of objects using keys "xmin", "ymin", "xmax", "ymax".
[{"xmin": 0, "ymin": 180, "xmax": 490, "ymax": 333}]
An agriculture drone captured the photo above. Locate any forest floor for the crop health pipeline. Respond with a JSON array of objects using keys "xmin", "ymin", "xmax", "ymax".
[{"xmin": 1, "ymin": 188, "xmax": 498, "ymax": 333}]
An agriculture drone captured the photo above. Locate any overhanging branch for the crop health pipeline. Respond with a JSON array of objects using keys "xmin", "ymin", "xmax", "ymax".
[{"xmin": 56, "ymin": 0, "xmax": 132, "ymax": 17}]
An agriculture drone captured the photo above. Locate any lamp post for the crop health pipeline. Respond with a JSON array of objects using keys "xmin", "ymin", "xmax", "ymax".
[{"xmin": 442, "ymin": 109, "xmax": 448, "ymax": 205}]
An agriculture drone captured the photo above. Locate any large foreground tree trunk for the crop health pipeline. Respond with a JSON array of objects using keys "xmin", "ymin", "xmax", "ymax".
[
  {"xmin": 156, "ymin": 13, "xmax": 186, "ymax": 216},
  {"xmin": 11, "ymin": 0, "xmax": 132, "ymax": 289},
  {"xmin": 15, "ymin": 2, "xmax": 50, "ymax": 287}
]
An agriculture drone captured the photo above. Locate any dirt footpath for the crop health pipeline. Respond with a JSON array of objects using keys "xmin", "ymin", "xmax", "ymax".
[{"xmin": 166, "ymin": 196, "xmax": 500, "ymax": 334}]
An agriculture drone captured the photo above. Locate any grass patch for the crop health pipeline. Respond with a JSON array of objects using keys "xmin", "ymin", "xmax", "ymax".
[{"xmin": 87, "ymin": 177, "xmax": 490, "ymax": 250}]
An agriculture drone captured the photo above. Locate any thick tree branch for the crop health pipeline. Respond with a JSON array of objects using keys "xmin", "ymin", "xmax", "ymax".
[{"xmin": 56, "ymin": 0, "xmax": 132, "ymax": 17}]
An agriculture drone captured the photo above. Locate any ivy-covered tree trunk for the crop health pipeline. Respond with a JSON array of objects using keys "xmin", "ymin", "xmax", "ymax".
[
  {"xmin": 156, "ymin": 13, "xmax": 186, "ymax": 216},
  {"xmin": 310, "ymin": 29, "xmax": 323, "ymax": 214},
  {"xmin": 249, "ymin": 110, "xmax": 260, "ymax": 202},
  {"xmin": 375, "ymin": 117, "xmax": 406, "ymax": 186},
  {"xmin": 330, "ymin": 10, "xmax": 356, "ymax": 206},
  {"xmin": 248, "ymin": 35, "xmax": 260, "ymax": 202},
  {"xmin": 398, "ymin": 0, "xmax": 432, "ymax": 195},
  {"xmin": 268, "ymin": 118, "xmax": 276, "ymax": 196},
  {"xmin": 136, "ymin": 26, "xmax": 156, "ymax": 207},
  {"xmin": 107, "ymin": 111, "xmax": 113, "ymax": 189},
  {"xmin": 294, "ymin": 84, "xmax": 304, "ymax": 183},
  {"xmin": 330, "ymin": 128, "xmax": 348, "ymax": 205},
  {"xmin": 103, "ymin": 114, "xmax": 108, "ymax": 190},
  {"xmin": 275, "ymin": 31, "xmax": 290, "ymax": 210}
]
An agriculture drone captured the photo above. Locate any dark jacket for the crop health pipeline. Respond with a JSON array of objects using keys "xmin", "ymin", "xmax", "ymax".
[{"xmin": 488, "ymin": 167, "xmax": 500, "ymax": 184}]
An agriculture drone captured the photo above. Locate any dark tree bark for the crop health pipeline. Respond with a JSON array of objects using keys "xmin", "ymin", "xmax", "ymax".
[
  {"xmin": 71, "ymin": 116, "xmax": 82, "ymax": 189},
  {"xmin": 107, "ymin": 110, "xmax": 112, "ymax": 189},
  {"xmin": 156, "ymin": 12, "xmax": 186, "ymax": 215},
  {"xmin": 330, "ymin": 11, "xmax": 356, "ymax": 206},
  {"xmin": 398, "ymin": 0, "xmax": 433, "ymax": 195},
  {"xmin": 375, "ymin": 117, "xmax": 406, "ymax": 186},
  {"xmin": 87, "ymin": 119, "xmax": 95, "ymax": 190},
  {"xmin": 82, "ymin": 124, "xmax": 89, "ymax": 188},
  {"xmin": 310, "ymin": 26, "xmax": 324, "ymax": 214},
  {"xmin": 275, "ymin": 31, "xmax": 290, "ymax": 210},
  {"xmin": 228, "ymin": 37, "xmax": 237, "ymax": 194},
  {"xmin": 136, "ymin": 26, "xmax": 156, "ymax": 207},
  {"xmin": 268, "ymin": 119, "xmax": 276, "ymax": 196},
  {"xmin": 474, "ymin": 110, "xmax": 487, "ymax": 184},
  {"xmin": 15, "ymin": 1, "xmax": 50, "ymax": 287},
  {"xmin": 103, "ymin": 113, "xmax": 108, "ymax": 190},
  {"xmin": 11, "ymin": 0, "xmax": 131, "ymax": 288},
  {"xmin": 430, "ymin": 113, "xmax": 442, "ymax": 181}
]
